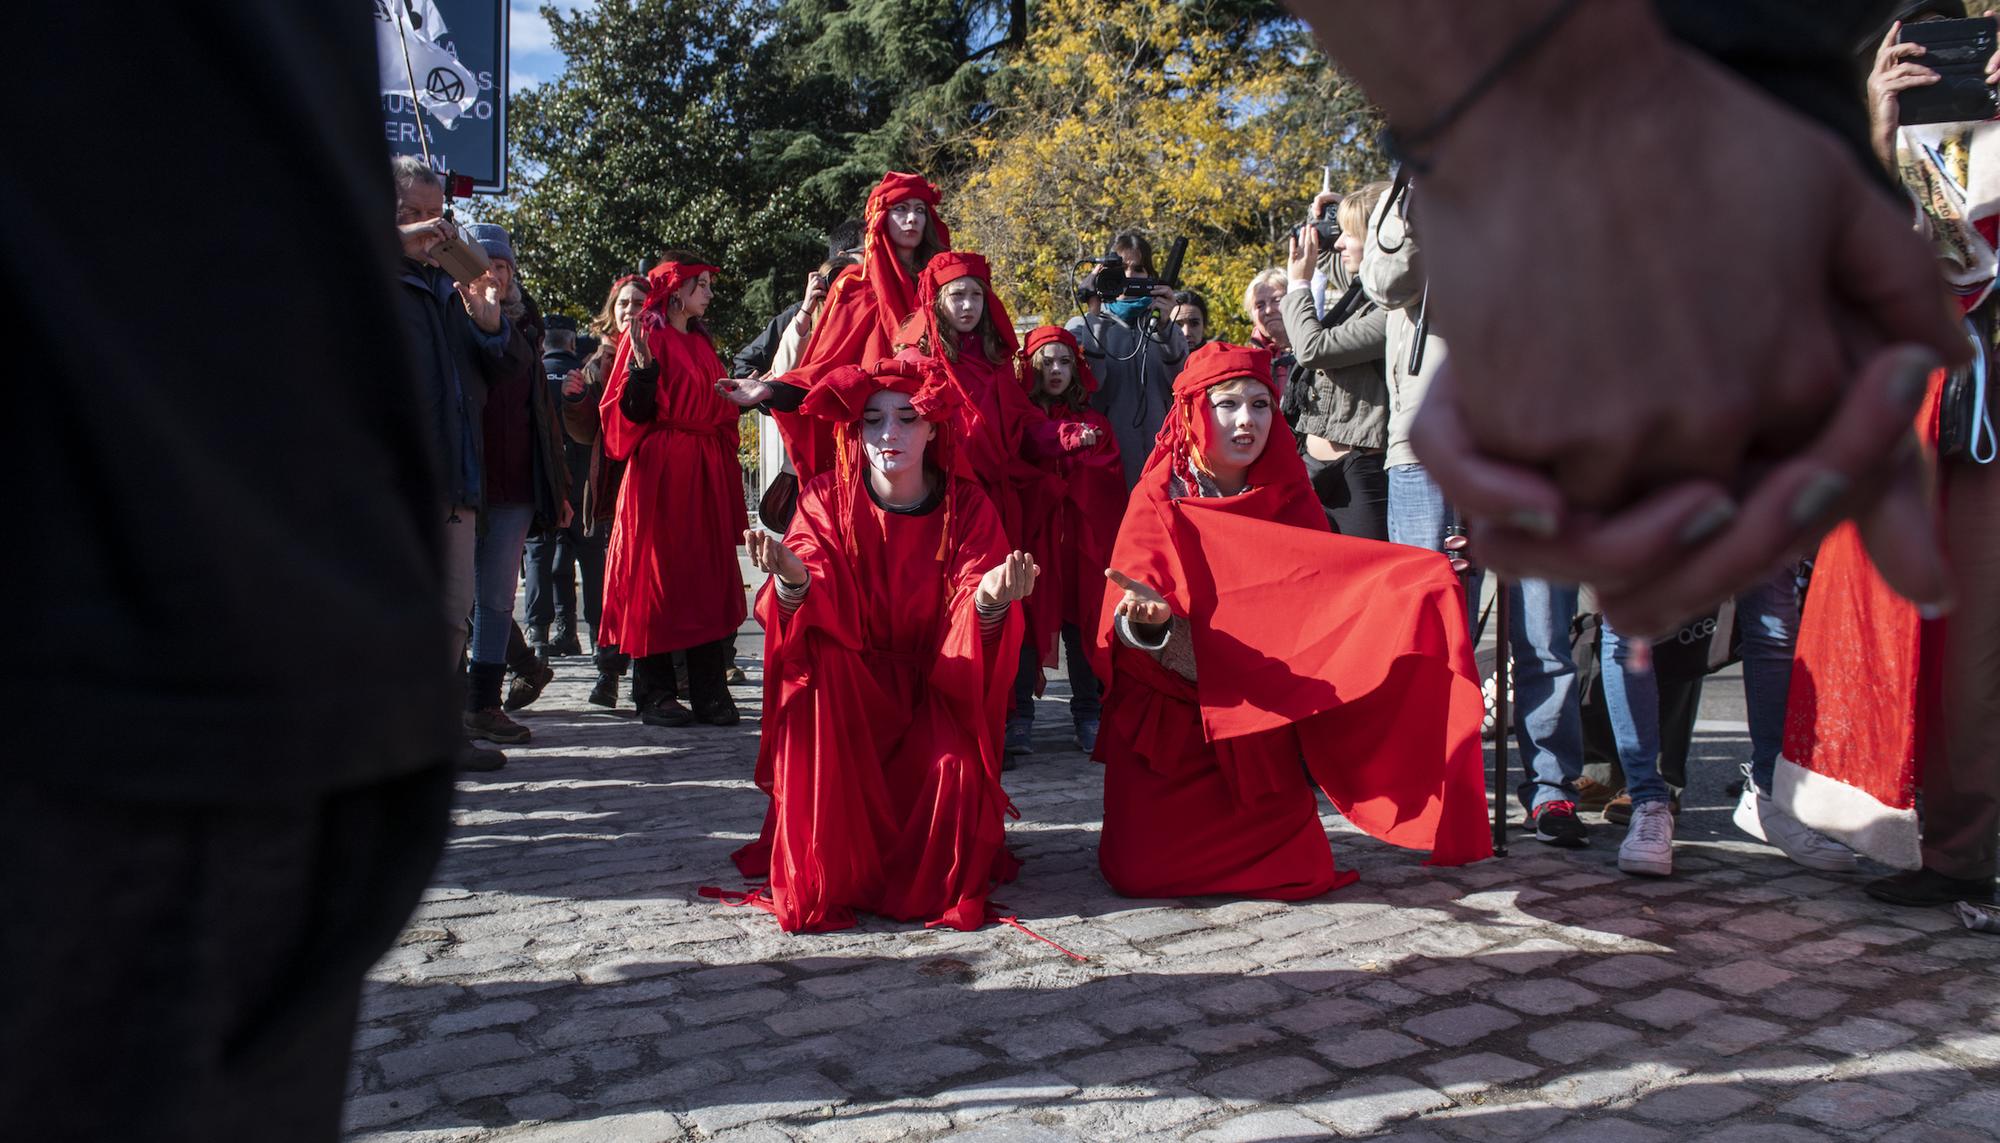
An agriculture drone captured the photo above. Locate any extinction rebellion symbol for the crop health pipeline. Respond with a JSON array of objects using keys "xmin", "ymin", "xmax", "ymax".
[{"xmin": 426, "ymin": 67, "xmax": 466, "ymax": 103}]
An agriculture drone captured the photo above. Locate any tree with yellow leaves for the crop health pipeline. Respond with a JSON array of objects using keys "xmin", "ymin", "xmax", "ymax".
[{"xmin": 953, "ymin": 0, "xmax": 1382, "ymax": 342}]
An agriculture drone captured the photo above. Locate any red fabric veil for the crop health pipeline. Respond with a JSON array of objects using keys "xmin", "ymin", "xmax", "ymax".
[
  {"xmin": 771, "ymin": 173, "xmax": 952, "ymax": 477},
  {"xmin": 1095, "ymin": 342, "xmax": 1491, "ymax": 869}
]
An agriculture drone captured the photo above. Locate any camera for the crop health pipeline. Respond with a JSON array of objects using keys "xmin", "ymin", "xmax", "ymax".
[
  {"xmin": 1075, "ymin": 235, "xmax": 1189, "ymax": 302},
  {"xmin": 1290, "ymin": 216, "xmax": 1340, "ymax": 248}
]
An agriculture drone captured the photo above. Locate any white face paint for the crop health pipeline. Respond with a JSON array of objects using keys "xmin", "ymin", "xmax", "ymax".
[
  {"xmin": 860, "ymin": 387, "xmax": 935, "ymax": 478},
  {"xmin": 938, "ymin": 276, "xmax": 984, "ymax": 334},
  {"xmin": 1202, "ymin": 377, "xmax": 1273, "ymax": 484},
  {"xmin": 886, "ymin": 199, "xmax": 928, "ymax": 252}
]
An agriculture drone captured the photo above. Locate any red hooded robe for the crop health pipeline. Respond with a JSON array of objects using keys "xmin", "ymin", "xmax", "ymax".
[
  {"xmin": 1092, "ymin": 343, "xmax": 1491, "ymax": 900},
  {"xmin": 771, "ymin": 172, "xmax": 951, "ymax": 480},
  {"xmin": 1017, "ymin": 324, "xmax": 1128, "ymax": 680},
  {"xmin": 596, "ymin": 261, "xmax": 750, "ymax": 658},
  {"xmin": 725, "ymin": 358, "xmax": 1024, "ymax": 932}
]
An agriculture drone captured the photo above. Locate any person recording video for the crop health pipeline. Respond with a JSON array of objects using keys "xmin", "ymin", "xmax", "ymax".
[{"xmin": 1067, "ymin": 228, "xmax": 1189, "ymax": 487}]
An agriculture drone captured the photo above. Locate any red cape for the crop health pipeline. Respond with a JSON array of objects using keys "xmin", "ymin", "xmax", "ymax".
[
  {"xmin": 731, "ymin": 473, "xmax": 1022, "ymax": 932},
  {"xmin": 1019, "ymin": 403, "xmax": 1126, "ymax": 674},
  {"xmin": 596, "ymin": 322, "xmax": 749, "ymax": 657}
]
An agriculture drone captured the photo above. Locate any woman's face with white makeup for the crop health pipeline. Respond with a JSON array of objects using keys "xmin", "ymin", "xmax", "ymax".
[{"xmin": 860, "ymin": 387, "xmax": 935, "ymax": 476}]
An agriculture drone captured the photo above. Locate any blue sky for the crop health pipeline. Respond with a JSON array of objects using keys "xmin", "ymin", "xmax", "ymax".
[{"xmin": 509, "ymin": 0, "xmax": 586, "ymax": 92}]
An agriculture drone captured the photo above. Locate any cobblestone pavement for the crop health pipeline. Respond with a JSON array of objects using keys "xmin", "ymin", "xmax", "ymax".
[{"xmin": 346, "ymin": 632, "xmax": 2000, "ymax": 1143}]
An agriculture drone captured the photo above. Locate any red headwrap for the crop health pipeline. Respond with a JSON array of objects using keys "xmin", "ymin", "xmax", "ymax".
[
  {"xmin": 1019, "ymin": 324, "xmax": 1100, "ymax": 399},
  {"xmin": 861, "ymin": 172, "xmax": 952, "ymax": 342},
  {"xmin": 907, "ymin": 251, "xmax": 1019, "ymax": 362},
  {"xmin": 1143, "ymin": 340, "xmax": 1309, "ymax": 495},
  {"xmin": 802, "ymin": 352, "xmax": 967, "ymax": 564},
  {"xmin": 641, "ymin": 260, "xmax": 721, "ymax": 318}
]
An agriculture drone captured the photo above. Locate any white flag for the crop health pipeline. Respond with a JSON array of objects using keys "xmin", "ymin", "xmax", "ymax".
[{"xmin": 375, "ymin": 0, "xmax": 478, "ymax": 130}]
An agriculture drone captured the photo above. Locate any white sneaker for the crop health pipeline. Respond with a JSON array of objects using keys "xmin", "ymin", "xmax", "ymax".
[
  {"xmin": 1733, "ymin": 784, "xmax": 1768, "ymax": 842},
  {"xmin": 1618, "ymin": 800, "xmax": 1675, "ymax": 877},
  {"xmin": 1757, "ymin": 793, "xmax": 1858, "ymax": 873}
]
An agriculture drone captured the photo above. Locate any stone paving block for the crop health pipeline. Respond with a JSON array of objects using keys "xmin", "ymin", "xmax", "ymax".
[
  {"xmin": 1173, "ymin": 1021, "xmax": 1284, "ymax": 1055},
  {"xmin": 763, "ymin": 999, "xmax": 874, "ymax": 1039},
  {"xmin": 989, "ymin": 1016, "xmax": 1106, "ymax": 1061},
  {"xmin": 1691, "ymin": 960, "xmax": 1795, "ymax": 996},
  {"xmin": 1188, "ymin": 976, "xmax": 1296, "ymax": 1017},
  {"xmin": 1936, "ymin": 1087, "xmax": 2000, "ymax": 1131},
  {"xmin": 676, "ymin": 987, "xmax": 788, "ymax": 1026},
  {"xmin": 427, "ymin": 1000, "xmax": 541, "ymax": 1037},
  {"xmin": 1399, "ymin": 963, "xmax": 1499, "ymax": 997},
  {"xmin": 1312, "ymin": 1027, "xmax": 1427, "ymax": 1069},
  {"xmin": 579, "ymin": 957, "xmax": 687, "ymax": 985},
  {"xmin": 1429, "ymin": 1101, "xmax": 1571, "ymax": 1142},
  {"xmin": 377, "ymin": 1032, "xmax": 532, "ymax": 1085},
  {"xmin": 1056, "ymin": 1044, "xmax": 1200, "ymax": 1087},
  {"xmin": 1691, "ymin": 1126, "xmax": 1826, "ymax": 1143},
  {"xmin": 1776, "ymin": 1081, "xmax": 1917, "ymax": 1130},
  {"xmin": 1489, "ymin": 978, "xmax": 1602, "ymax": 1015},
  {"xmin": 1940, "ymin": 1028, "xmax": 2000, "ymax": 1062},
  {"xmin": 1526, "ymin": 1019, "xmax": 1642, "ymax": 1065},
  {"xmin": 343, "ymin": 1087, "xmax": 440, "ymax": 1132},
  {"xmin": 1486, "ymin": 938, "xmax": 1584, "ymax": 974},
  {"xmin": 1538, "ymin": 1118, "xmax": 1671, "ymax": 1143},
  {"xmin": 437, "ymin": 1054, "xmax": 578, "ymax": 1104},
  {"xmin": 1847, "ymin": 1048, "xmax": 1978, "ymax": 1100},
  {"xmin": 655, "ymin": 1020, "xmax": 762, "ymax": 1062},
  {"xmin": 1801, "ymin": 1016, "xmax": 1918, "ymax": 1055},
  {"xmin": 503, "ymin": 1091, "xmax": 575, "ymax": 1122},
  {"xmin": 1300, "ymin": 1074, "xmax": 1451, "ymax": 1136},
  {"xmin": 798, "ymin": 1109, "xmax": 953, "ymax": 1142},
  {"xmin": 595, "ymin": 1058, "xmax": 733, "ymax": 1109},
  {"xmin": 1756, "ymin": 984, "xmax": 1849, "ymax": 1020},
  {"xmin": 849, "ymin": 1042, "xmax": 990, "ymax": 1095},
  {"xmin": 1613, "ymin": 987, "xmax": 1726, "ymax": 1029},
  {"xmin": 538, "ymin": 1006, "xmax": 670, "ymax": 1048},
  {"xmin": 1776, "ymin": 937, "xmax": 1871, "ymax": 968},
  {"xmin": 1193, "ymin": 1054, "xmax": 1336, "ymax": 1101},
  {"xmin": 1718, "ymin": 911, "xmax": 1825, "ymax": 942},
  {"xmin": 683, "ymin": 1073, "xmax": 849, "ymax": 1136},
  {"xmin": 1188, "ymin": 1108, "xmax": 1336, "ymax": 1141},
  {"xmin": 1402, "ymin": 1002, "xmax": 1520, "ymax": 1047},
  {"xmin": 1419, "ymin": 1051, "xmax": 1542, "ymax": 1094},
  {"xmin": 943, "ymin": 1119, "xmax": 1082, "ymax": 1142},
  {"xmin": 1539, "ymin": 1060, "xmax": 1684, "ymax": 1110},
  {"xmin": 1088, "ymin": 996, "xmax": 1204, "ymax": 1036},
  {"xmin": 1671, "ymin": 1013, "xmax": 1789, "ymax": 1056},
  {"xmin": 1571, "ymin": 954, "xmax": 1686, "ymax": 991},
  {"xmin": 1628, "ymin": 1081, "xmax": 1763, "ymax": 1123}
]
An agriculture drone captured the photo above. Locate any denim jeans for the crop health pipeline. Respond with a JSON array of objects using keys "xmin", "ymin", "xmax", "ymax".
[
  {"xmin": 1510, "ymin": 580, "xmax": 1584, "ymax": 811},
  {"xmin": 1737, "ymin": 568, "xmax": 1800, "ymax": 794},
  {"xmin": 1387, "ymin": 462, "xmax": 1482, "ymax": 636},
  {"xmin": 470, "ymin": 503, "xmax": 534, "ymax": 666},
  {"xmin": 1597, "ymin": 619, "xmax": 1671, "ymax": 805}
]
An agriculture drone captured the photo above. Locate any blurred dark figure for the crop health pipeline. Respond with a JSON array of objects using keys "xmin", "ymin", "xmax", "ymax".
[
  {"xmin": 0, "ymin": 4, "xmax": 455, "ymax": 1141},
  {"xmin": 524, "ymin": 314, "xmax": 593, "ymax": 659}
]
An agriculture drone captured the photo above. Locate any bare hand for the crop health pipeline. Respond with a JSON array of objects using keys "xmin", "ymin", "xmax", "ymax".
[
  {"xmin": 399, "ymin": 217, "xmax": 454, "ymax": 264},
  {"xmin": 626, "ymin": 316, "xmax": 654, "ymax": 369},
  {"xmin": 977, "ymin": 550, "xmax": 1040, "ymax": 608},
  {"xmin": 1286, "ymin": 228, "xmax": 1318, "ymax": 282},
  {"xmin": 1310, "ymin": 190, "xmax": 1342, "ymax": 220},
  {"xmin": 458, "ymin": 276, "xmax": 502, "ymax": 333},
  {"xmin": 1105, "ymin": 567, "xmax": 1170, "ymax": 634},
  {"xmin": 1078, "ymin": 427, "xmax": 1101, "ymax": 448},
  {"xmin": 716, "ymin": 377, "xmax": 774, "ymax": 407},
  {"xmin": 1868, "ymin": 21, "xmax": 1940, "ymax": 166},
  {"xmin": 745, "ymin": 528, "xmax": 807, "ymax": 587},
  {"xmin": 561, "ymin": 370, "xmax": 588, "ymax": 399}
]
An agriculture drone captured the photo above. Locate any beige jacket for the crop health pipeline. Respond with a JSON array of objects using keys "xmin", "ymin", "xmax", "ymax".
[{"xmin": 1359, "ymin": 188, "xmax": 1449, "ymax": 469}]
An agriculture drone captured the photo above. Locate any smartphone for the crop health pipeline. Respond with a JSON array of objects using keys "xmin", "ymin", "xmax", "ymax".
[
  {"xmin": 434, "ymin": 234, "xmax": 492, "ymax": 285},
  {"xmin": 1899, "ymin": 17, "xmax": 2000, "ymax": 126}
]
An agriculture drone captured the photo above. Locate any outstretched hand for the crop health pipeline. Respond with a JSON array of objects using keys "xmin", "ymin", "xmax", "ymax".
[
  {"xmin": 1105, "ymin": 567, "xmax": 1170, "ymax": 636},
  {"xmin": 716, "ymin": 377, "xmax": 774, "ymax": 407},
  {"xmin": 977, "ymin": 551, "xmax": 1040, "ymax": 608},
  {"xmin": 744, "ymin": 528, "xmax": 807, "ymax": 588},
  {"xmin": 626, "ymin": 315, "xmax": 655, "ymax": 369}
]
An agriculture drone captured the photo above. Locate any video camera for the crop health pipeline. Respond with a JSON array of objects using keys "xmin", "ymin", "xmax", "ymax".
[{"xmin": 1076, "ymin": 236, "xmax": 1189, "ymax": 302}]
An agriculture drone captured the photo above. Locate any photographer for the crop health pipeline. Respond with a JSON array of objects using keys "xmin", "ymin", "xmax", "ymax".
[
  {"xmin": 1066, "ymin": 232, "xmax": 1188, "ymax": 487},
  {"xmin": 1281, "ymin": 183, "xmax": 1391, "ymax": 539}
]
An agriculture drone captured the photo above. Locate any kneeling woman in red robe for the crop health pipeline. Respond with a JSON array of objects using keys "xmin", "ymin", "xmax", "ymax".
[
  {"xmin": 726, "ymin": 357, "xmax": 1040, "ymax": 932},
  {"xmin": 1093, "ymin": 342, "xmax": 1492, "ymax": 900},
  {"xmin": 598, "ymin": 258, "xmax": 750, "ymax": 726}
]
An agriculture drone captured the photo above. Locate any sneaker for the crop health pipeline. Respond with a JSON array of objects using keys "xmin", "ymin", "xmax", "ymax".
[
  {"xmin": 1732, "ymin": 784, "xmax": 1768, "ymax": 842},
  {"xmin": 1756, "ymin": 792, "xmax": 1858, "ymax": 873},
  {"xmin": 588, "ymin": 672, "xmax": 621, "ymax": 709},
  {"xmin": 1618, "ymin": 800, "xmax": 1675, "ymax": 876},
  {"xmin": 1530, "ymin": 801, "xmax": 1589, "ymax": 848},
  {"xmin": 1075, "ymin": 717, "xmax": 1100, "ymax": 754},
  {"xmin": 1864, "ymin": 868, "xmax": 1997, "ymax": 908},
  {"xmin": 464, "ymin": 707, "xmax": 531, "ymax": 745},
  {"xmin": 641, "ymin": 696, "xmax": 695, "ymax": 728},
  {"xmin": 1574, "ymin": 775, "xmax": 1616, "ymax": 813},
  {"xmin": 1005, "ymin": 717, "xmax": 1034, "ymax": 756},
  {"xmin": 504, "ymin": 658, "xmax": 556, "ymax": 711},
  {"xmin": 456, "ymin": 739, "xmax": 507, "ymax": 772}
]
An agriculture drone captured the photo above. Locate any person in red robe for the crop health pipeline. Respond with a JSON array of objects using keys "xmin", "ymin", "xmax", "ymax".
[
  {"xmin": 597, "ymin": 257, "xmax": 750, "ymax": 727},
  {"xmin": 767, "ymin": 172, "xmax": 952, "ymax": 481},
  {"xmin": 1012, "ymin": 325, "xmax": 1127, "ymax": 754},
  {"xmin": 1092, "ymin": 341, "xmax": 1492, "ymax": 900},
  {"xmin": 722, "ymin": 356, "xmax": 1040, "ymax": 932}
]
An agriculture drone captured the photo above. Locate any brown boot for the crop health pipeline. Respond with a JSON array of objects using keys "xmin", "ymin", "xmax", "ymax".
[{"xmin": 505, "ymin": 658, "xmax": 556, "ymax": 711}]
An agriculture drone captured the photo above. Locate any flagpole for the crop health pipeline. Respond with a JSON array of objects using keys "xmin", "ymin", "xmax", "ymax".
[{"xmin": 394, "ymin": 7, "xmax": 436, "ymax": 172}]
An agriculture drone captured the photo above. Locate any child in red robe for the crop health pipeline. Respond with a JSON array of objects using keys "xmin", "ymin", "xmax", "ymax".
[
  {"xmin": 724, "ymin": 357, "xmax": 1040, "ymax": 932},
  {"xmin": 1093, "ymin": 342, "xmax": 1492, "ymax": 900},
  {"xmin": 768, "ymin": 172, "xmax": 952, "ymax": 481},
  {"xmin": 1012, "ymin": 325, "xmax": 1127, "ymax": 754},
  {"xmin": 597, "ymin": 259, "xmax": 750, "ymax": 727}
]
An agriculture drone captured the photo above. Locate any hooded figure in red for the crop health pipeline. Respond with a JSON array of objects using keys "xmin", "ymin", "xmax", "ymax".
[
  {"xmin": 1014, "ymin": 326, "xmax": 1127, "ymax": 734},
  {"xmin": 1092, "ymin": 342, "xmax": 1491, "ymax": 899},
  {"xmin": 770, "ymin": 172, "xmax": 952, "ymax": 481},
  {"xmin": 721, "ymin": 356, "xmax": 1036, "ymax": 932},
  {"xmin": 895, "ymin": 250, "xmax": 1048, "ymax": 550},
  {"xmin": 598, "ymin": 259, "xmax": 750, "ymax": 724}
]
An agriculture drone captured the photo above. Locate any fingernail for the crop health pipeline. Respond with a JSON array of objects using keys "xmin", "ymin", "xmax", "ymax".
[
  {"xmin": 1886, "ymin": 350, "xmax": 1939, "ymax": 413},
  {"xmin": 1677, "ymin": 498, "xmax": 1737, "ymax": 547},
  {"xmin": 1505, "ymin": 509, "xmax": 1558, "ymax": 539},
  {"xmin": 1788, "ymin": 471, "xmax": 1850, "ymax": 529}
]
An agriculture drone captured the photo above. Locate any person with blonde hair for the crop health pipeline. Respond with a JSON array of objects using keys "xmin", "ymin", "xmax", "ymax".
[{"xmin": 1243, "ymin": 266, "xmax": 1293, "ymax": 396}]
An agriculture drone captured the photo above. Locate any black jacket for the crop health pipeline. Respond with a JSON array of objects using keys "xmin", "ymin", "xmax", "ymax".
[
  {"xmin": 396, "ymin": 260, "xmax": 513, "ymax": 508},
  {"xmin": 731, "ymin": 302, "xmax": 802, "ymax": 378},
  {"xmin": 542, "ymin": 345, "xmax": 590, "ymax": 513}
]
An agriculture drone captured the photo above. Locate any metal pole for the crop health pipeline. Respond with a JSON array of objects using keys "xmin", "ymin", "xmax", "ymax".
[{"xmin": 1492, "ymin": 577, "xmax": 1511, "ymax": 857}]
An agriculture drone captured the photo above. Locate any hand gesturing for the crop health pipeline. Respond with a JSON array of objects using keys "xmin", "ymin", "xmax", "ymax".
[
  {"xmin": 1105, "ymin": 567, "xmax": 1170, "ymax": 636},
  {"xmin": 977, "ymin": 551, "xmax": 1040, "ymax": 608},
  {"xmin": 744, "ymin": 529, "xmax": 807, "ymax": 587}
]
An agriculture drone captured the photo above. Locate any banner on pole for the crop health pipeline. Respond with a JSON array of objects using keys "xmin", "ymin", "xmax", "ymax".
[{"xmin": 374, "ymin": 0, "xmax": 509, "ymax": 193}]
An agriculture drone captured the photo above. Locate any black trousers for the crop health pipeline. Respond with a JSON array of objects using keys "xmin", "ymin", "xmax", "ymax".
[
  {"xmin": 0, "ymin": 766, "xmax": 454, "ymax": 1143},
  {"xmin": 1302, "ymin": 448, "xmax": 1389, "ymax": 541},
  {"xmin": 523, "ymin": 520, "xmax": 606, "ymax": 633},
  {"xmin": 636, "ymin": 637, "xmax": 730, "ymax": 711}
]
